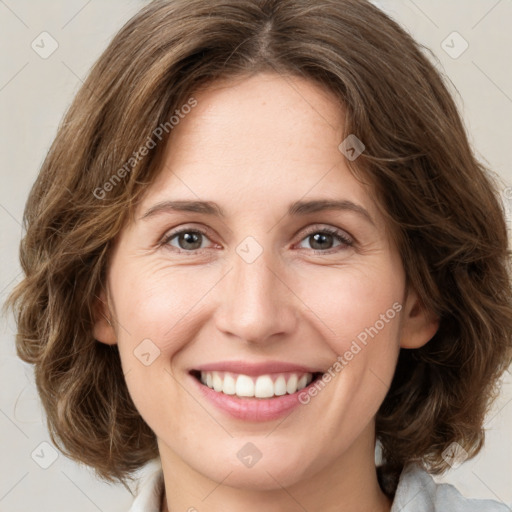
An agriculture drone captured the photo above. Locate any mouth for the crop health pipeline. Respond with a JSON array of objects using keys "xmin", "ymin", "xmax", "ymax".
[
  {"xmin": 188, "ymin": 360, "xmax": 328, "ymax": 421},
  {"xmin": 189, "ymin": 370, "xmax": 324, "ymax": 399}
]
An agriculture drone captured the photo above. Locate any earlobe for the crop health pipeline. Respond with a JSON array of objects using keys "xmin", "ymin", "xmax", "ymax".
[
  {"xmin": 92, "ymin": 289, "xmax": 117, "ymax": 345},
  {"xmin": 400, "ymin": 288, "xmax": 439, "ymax": 349}
]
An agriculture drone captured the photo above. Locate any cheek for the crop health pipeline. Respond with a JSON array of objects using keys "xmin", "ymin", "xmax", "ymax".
[
  {"xmin": 295, "ymin": 272, "xmax": 403, "ymax": 451},
  {"xmin": 110, "ymin": 262, "xmax": 218, "ymax": 352},
  {"xmin": 292, "ymin": 262, "xmax": 404, "ymax": 353},
  {"xmin": 109, "ymin": 287, "xmax": 191, "ymax": 430},
  {"xmin": 292, "ymin": 263, "xmax": 404, "ymax": 419},
  {"xmin": 107, "ymin": 263, "xmax": 223, "ymax": 417}
]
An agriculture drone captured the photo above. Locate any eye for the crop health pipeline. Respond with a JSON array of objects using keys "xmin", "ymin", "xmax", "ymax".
[
  {"xmin": 162, "ymin": 228, "xmax": 215, "ymax": 252},
  {"xmin": 161, "ymin": 225, "xmax": 354, "ymax": 254},
  {"xmin": 296, "ymin": 226, "xmax": 353, "ymax": 252}
]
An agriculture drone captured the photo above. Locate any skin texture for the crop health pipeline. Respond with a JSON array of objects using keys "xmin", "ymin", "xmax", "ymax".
[{"xmin": 94, "ymin": 72, "xmax": 438, "ymax": 512}]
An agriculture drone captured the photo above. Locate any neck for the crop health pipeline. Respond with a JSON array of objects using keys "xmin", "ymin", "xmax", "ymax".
[{"xmin": 159, "ymin": 423, "xmax": 391, "ymax": 512}]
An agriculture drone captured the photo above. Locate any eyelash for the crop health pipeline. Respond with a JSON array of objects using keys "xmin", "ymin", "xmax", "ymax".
[{"xmin": 160, "ymin": 225, "xmax": 354, "ymax": 255}]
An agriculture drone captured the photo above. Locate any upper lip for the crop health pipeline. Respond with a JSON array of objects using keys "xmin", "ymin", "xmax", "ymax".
[{"xmin": 192, "ymin": 360, "xmax": 324, "ymax": 376}]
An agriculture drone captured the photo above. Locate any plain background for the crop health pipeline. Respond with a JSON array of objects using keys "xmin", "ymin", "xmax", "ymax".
[{"xmin": 1, "ymin": 1, "xmax": 511, "ymax": 510}]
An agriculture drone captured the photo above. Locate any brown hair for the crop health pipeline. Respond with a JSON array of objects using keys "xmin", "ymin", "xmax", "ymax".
[{"xmin": 6, "ymin": 0, "xmax": 512, "ymax": 493}]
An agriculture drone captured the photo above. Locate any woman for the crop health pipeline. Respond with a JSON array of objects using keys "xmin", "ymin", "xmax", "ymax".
[{"xmin": 7, "ymin": 0, "xmax": 512, "ymax": 510}]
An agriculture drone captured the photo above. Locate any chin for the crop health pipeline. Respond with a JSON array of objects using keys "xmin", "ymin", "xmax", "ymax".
[{"xmin": 183, "ymin": 437, "xmax": 322, "ymax": 491}]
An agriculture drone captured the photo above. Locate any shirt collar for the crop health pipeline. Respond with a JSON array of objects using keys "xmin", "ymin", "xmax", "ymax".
[{"xmin": 129, "ymin": 459, "xmax": 509, "ymax": 512}]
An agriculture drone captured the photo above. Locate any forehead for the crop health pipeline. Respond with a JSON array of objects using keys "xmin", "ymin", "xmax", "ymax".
[{"xmin": 138, "ymin": 72, "xmax": 379, "ymax": 224}]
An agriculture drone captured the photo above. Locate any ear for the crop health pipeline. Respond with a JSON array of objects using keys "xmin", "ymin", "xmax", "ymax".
[
  {"xmin": 400, "ymin": 287, "xmax": 439, "ymax": 349},
  {"xmin": 92, "ymin": 289, "xmax": 117, "ymax": 345}
]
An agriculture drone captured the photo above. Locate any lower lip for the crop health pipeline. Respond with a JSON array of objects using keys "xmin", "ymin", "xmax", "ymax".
[{"xmin": 190, "ymin": 373, "xmax": 316, "ymax": 422}]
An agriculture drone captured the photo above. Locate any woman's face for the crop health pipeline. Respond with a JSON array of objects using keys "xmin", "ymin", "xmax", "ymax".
[{"xmin": 95, "ymin": 72, "xmax": 436, "ymax": 490}]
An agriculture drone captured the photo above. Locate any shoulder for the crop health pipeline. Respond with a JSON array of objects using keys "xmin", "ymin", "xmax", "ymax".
[
  {"xmin": 391, "ymin": 462, "xmax": 511, "ymax": 512},
  {"xmin": 128, "ymin": 458, "xmax": 164, "ymax": 512}
]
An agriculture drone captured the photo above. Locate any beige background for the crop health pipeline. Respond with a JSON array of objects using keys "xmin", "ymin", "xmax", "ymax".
[{"xmin": 1, "ymin": 0, "xmax": 511, "ymax": 510}]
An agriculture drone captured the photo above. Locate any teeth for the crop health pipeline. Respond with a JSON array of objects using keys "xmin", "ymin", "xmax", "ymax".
[
  {"xmin": 199, "ymin": 371, "xmax": 315, "ymax": 398},
  {"xmin": 236, "ymin": 374, "xmax": 254, "ymax": 397},
  {"xmin": 274, "ymin": 376, "xmax": 287, "ymax": 396},
  {"xmin": 212, "ymin": 372, "xmax": 223, "ymax": 392},
  {"xmin": 223, "ymin": 373, "xmax": 236, "ymax": 395},
  {"xmin": 286, "ymin": 374, "xmax": 298, "ymax": 394},
  {"xmin": 254, "ymin": 375, "xmax": 274, "ymax": 398},
  {"xmin": 297, "ymin": 374, "xmax": 309, "ymax": 390}
]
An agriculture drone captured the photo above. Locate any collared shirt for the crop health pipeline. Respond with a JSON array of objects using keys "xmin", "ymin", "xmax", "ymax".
[{"xmin": 128, "ymin": 459, "xmax": 511, "ymax": 511}]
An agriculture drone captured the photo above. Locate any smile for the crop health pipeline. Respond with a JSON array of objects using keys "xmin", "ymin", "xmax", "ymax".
[
  {"xmin": 189, "ymin": 362, "xmax": 326, "ymax": 422},
  {"xmin": 194, "ymin": 370, "xmax": 322, "ymax": 398}
]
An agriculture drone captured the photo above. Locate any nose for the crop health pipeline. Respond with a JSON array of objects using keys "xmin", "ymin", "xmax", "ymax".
[{"xmin": 214, "ymin": 244, "xmax": 298, "ymax": 345}]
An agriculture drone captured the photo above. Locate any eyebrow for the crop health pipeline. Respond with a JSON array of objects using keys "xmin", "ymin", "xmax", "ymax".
[{"xmin": 140, "ymin": 199, "xmax": 374, "ymax": 225}]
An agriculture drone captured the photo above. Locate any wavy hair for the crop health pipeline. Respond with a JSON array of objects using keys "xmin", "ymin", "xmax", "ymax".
[{"xmin": 6, "ymin": 0, "xmax": 512, "ymax": 494}]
